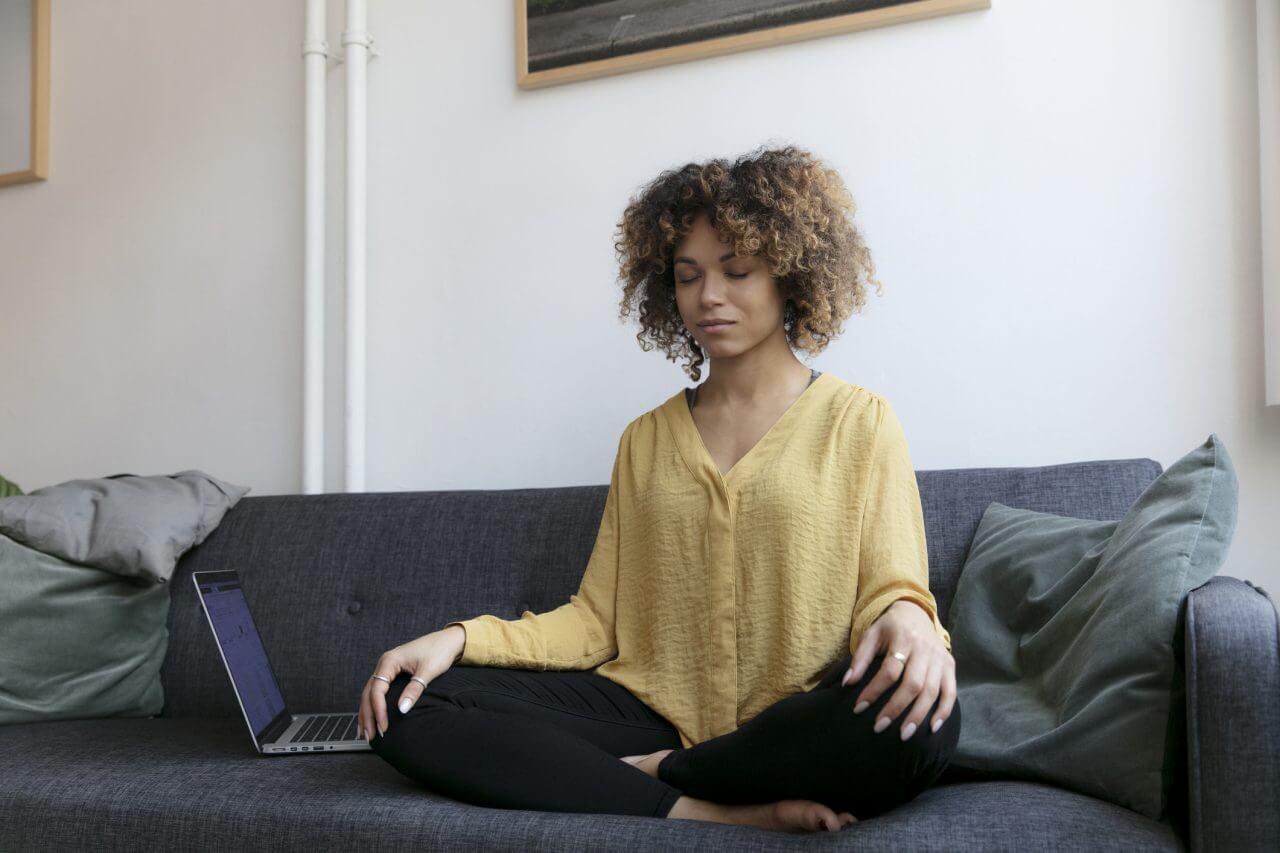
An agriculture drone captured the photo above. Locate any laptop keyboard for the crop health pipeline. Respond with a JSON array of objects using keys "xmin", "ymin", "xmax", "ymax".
[{"xmin": 288, "ymin": 713, "xmax": 358, "ymax": 743}]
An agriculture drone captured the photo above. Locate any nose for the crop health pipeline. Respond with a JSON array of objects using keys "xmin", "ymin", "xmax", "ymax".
[{"xmin": 697, "ymin": 273, "xmax": 731, "ymax": 306}]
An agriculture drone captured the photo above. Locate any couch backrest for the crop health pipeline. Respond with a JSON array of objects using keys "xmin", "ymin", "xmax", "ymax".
[{"xmin": 159, "ymin": 456, "xmax": 1163, "ymax": 720}]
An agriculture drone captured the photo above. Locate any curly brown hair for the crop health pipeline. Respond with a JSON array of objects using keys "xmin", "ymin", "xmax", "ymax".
[{"xmin": 613, "ymin": 144, "xmax": 882, "ymax": 382}]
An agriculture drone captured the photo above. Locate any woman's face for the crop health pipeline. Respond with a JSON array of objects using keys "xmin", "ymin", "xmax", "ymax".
[{"xmin": 672, "ymin": 213, "xmax": 787, "ymax": 360}]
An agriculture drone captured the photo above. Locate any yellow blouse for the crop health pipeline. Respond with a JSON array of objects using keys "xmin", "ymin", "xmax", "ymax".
[{"xmin": 445, "ymin": 371, "xmax": 950, "ymax": 749}]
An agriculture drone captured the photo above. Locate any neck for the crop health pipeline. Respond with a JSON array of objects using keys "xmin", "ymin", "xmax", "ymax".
[{"xmin": 697, "ymin": 354, "xmax": 813, "ymax": 408}]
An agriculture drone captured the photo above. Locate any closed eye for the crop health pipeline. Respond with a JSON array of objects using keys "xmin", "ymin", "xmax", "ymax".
[{"xmin": 678, "ymin": 273, "xmax": 748, "ymax": 284}]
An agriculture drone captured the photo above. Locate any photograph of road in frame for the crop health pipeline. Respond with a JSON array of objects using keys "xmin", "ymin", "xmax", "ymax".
[{"xmin": 516, "ymin": 0, "xmax": 991, "ymax": 90}]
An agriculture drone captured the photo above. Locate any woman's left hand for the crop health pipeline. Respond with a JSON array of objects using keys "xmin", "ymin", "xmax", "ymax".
[{"xmin": 840, "ymin": 599, "xmax": 955, "ymax": 741}]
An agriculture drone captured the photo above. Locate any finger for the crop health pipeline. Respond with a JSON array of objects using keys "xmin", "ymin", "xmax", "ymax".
[
  {"xmin": 359, "ymin": 678, "xmax": 380, "ymax": 743},
  {"xmin": 359, "ymin": 677, "xmax": 379, "ymax": 742},
  {"xmin": 371, "ymin": 678, "xmax": 390, "ymax": 738},
  {"xmin": 369, "ymin": 656, "xmax": 402, "ymax": 736},
  {"xmin": 842, "ymin": 624, "xmax": 883, "ymax": 687},
  {"xmin": 357, "ymin": 682, "xmax": 370, "ymax": 741},
  {"xmin": 851, "ymin": 647, "xmax": 903, "ymax": 715},
  {"xmin": 361, "ymin": 678, "xmax": 380, "ymax": 742},
  {"xmin": 395, "ymin": 665, "xmax": 431, "ymax": 715},
  {"xmin": 869, "ymin": 651, "xmax": 925, "ymax": 734},
  {"xmin": 931, "ymin": 655, "xmax": 957, "ymax": 734},
  {"xmin": 900, "ymin": 655, "xmax": 942, "ymax": 740}
]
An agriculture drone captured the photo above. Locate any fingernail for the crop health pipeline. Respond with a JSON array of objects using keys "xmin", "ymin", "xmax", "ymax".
[
  {"xmin": 900, "ymin": 722, "xmax": 917, "ymax": 741},
  {"xmin": 841, "ymin": 669, "xmax": 853, "ymax": 687},
  {"xmin": 874, "ymin": 716, "xmax": 890, "ymax": 733},
  {"xmin": 356, "ymin": 726, "xmax": 363, "ymax": 739},
  {"xmin": 853, "ymin": 700, "xmax": 869, "ymax": 714},
  {"xmin": 398, "ymin": 698, "xmax": 411, "ymax": 714},
  {"xmin": 932, "ymin": 717, "xmax": 943, "ymax": 733},
  {"xmin": 378, "ymin": 724, "xmax": 385, "ymax": 737}
]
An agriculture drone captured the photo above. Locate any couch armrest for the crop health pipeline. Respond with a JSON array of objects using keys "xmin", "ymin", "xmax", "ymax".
[{"xmin": 1185, "ymin": 575, "xmax": 1280, "ymax": 853}]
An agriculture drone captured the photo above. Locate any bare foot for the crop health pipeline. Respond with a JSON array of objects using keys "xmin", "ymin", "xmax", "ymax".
[
  {"xmin": 620, "ymin": 748, "xmax": 675, "ymax": 779},
  {"xmin": 761, "ymin": 799, "xmax": 857, "ymax": 833},
  {"xmin": 669, "ymin": 795, "xmax": 857, "ymax": 833}
]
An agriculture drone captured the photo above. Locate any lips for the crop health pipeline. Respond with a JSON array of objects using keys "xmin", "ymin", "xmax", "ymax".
[{"xmin": 699, "ymin": 321, "xmax": 734, "ymax": 327}]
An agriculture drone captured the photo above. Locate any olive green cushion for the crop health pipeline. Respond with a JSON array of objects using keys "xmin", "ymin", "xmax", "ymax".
[
  {"xmin": 948, "ymin": 433, "xmax": 1238, "ymax": 820},
  {"xmin": 0, "ymin": 473, "xmax": 22, "ymax": 497},
  {"xmin": 0, "ymin": 532, "xmax": 169, "ymax": 725}
]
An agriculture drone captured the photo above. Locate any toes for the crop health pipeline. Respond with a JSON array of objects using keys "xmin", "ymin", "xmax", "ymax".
[
  {"xmin": 810, "ymin": 806, "xmax": 835, "ymax": 832},
  {"xmin": 812, "ymin": 806, "xmax": 858, "ymax": 832}
]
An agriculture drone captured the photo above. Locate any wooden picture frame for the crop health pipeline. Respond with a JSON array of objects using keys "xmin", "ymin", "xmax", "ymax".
[
  {"xmin": 0, "ymin": 0, "xmax": 50, "ymax": 187},
  {"xmin": 516, "ymin": 0, "xmax": 990, "ymax": 90}
]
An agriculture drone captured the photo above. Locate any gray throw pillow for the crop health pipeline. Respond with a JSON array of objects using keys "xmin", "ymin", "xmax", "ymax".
[
  {"xmin": 947, "ymin": 433, "xmax": 1237, "ymax": 820},
  {"xmin": 0, "ymin": 469, "xmax": 249, "ymax": 584},
  {"xmin": 0, "ymin": 532, "xmax": 170, "ymax": 725}
]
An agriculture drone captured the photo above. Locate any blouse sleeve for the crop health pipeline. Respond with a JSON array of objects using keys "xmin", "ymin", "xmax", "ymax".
[
  {"xmin": 848, "ymin": 397, "xmax": 952, "ymax": 659},
  {"xmin": 443, "ymin": 425, "xmax": 626, "ymax": 671}
]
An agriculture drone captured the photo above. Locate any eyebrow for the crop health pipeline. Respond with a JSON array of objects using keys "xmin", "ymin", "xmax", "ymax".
[{"xmin": 674, "ymin": 252, "xmax": 741, "ymax": 266}]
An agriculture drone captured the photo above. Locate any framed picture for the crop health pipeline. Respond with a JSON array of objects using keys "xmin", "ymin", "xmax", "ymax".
[
  {"xmin": 516, "ymin": 0, "xmax": 990, "ymax": 90},
  {"xmin": 0, "ymin": 0, "xmax": 50, "ymax": 187}
]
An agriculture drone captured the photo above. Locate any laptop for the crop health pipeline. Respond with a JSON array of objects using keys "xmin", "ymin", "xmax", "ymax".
[{"xmin": 193, "ymin": 569, "xmax": 372, "ymax": 754}]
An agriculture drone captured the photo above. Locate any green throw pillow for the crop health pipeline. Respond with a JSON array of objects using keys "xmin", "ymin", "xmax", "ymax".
[
  {"xmin": 0, "ymin": 474, "xmax": 22, "ymax": 497},
  {"xmin": 947, "ymin": 433, "xmax": 1237, "ymax": 820},
  {"xmin": 0, "ymin": 532, "xmax": 170, "ymax": 725}
]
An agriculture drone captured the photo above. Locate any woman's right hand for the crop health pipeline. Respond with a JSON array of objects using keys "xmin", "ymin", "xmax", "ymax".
[{"xmin": 357, "ymin": 624, "xmax": 466, "ymax": 742}]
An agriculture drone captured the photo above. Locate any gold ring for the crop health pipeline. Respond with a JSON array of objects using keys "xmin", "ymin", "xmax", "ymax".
[{"xmin": 890, "ymin": 651, "xmax": 908, "ymax": 663}]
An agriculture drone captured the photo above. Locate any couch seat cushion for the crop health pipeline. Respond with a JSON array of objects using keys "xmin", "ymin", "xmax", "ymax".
[{"xmin": 0, "ymin": 718, "xmax": 1183, "ymax": 851}]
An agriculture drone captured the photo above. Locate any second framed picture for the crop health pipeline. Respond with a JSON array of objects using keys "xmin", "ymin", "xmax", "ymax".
[
  {"xmin": 517, "ymin": 0, "xmax": 991, "ymax": 90},
  {"xmin": 0, "ymin": 0, "xmax": 50, "ymax": 187}
]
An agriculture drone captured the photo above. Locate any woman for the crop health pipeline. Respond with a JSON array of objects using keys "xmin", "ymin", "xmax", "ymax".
[{"xmin": 357, "ymin": 145, "xmax": 960, "ymax": 833}]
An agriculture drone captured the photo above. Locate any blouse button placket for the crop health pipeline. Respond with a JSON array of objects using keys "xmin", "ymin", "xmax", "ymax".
[{"xmin": 707, "ymin": 472, "xmax": 737, "ymax": 737}]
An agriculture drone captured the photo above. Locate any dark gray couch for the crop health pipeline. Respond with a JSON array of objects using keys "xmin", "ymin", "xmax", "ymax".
[{"xmin": 2, "ymin": 455, "xmax": 1276, "ymax": 851}]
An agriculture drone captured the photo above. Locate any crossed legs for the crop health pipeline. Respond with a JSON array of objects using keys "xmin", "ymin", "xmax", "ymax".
[{"xmin": 369, "ymin": 652, "xmax": 959, "ymax": 826}]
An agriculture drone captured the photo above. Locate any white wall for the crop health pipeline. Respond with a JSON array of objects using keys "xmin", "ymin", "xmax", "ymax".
[{"xmin": 0, "ymin": 0, "xmax": 1277, "ymax": 592}]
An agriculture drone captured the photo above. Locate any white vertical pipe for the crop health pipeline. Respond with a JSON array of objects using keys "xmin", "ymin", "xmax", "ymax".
[
  {"xmin": 302, "ymin": 0, "xmax": 327, "ymax": 493},
  {"xmin": 343, "ymin": 0, "xmax": 370, "ymax": 491},
  {"xmin": 1260, "ymin": 0, "xmax": 1280, "ymax": 407}
]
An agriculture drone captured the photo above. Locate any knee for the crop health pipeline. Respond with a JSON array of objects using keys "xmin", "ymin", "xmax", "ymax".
[
  {"xmin": 832, "ymin": 656, "xmax": 962, "ymax": 765},
  {"xmin": 383, "ymin": 671, "xmax": 455, "ymax": 718},
  {"xmin": 897, "ymin": 694, "xmax": 962, "ymax": 803},
  {"xmin": 370, "ymin": 673, "xmax": 447, "ymax": 749},
  {"xmin": 372, "ymin": 673, "xmax": 411, "ymax": 732},
  {"xmin": 884, "ymin": 679, "xmax": 961, "ymax": 766},
  {"xmin": 821, "ymin": 693, "xmax": 961, "ymax": 818},
  {"xmin": 382, "ymin": 672, "xmax": 411, "ymax": 707}
]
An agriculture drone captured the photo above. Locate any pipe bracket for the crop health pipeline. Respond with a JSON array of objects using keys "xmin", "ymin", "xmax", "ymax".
[
  {"xmin": 302, "ymin": 38, "xmax": 337, "ymax": 61},
  {"xmin": 341, "ymin": 29, "xmax": 379, "ymax": 59}
]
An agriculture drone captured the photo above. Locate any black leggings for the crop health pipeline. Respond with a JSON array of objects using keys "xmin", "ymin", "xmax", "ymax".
[{"xmin": 369, "ymin": 651, "xmax": 960, "ymax": 820}]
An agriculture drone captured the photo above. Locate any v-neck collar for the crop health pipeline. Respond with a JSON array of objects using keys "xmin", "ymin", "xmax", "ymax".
[{"xmin": 661, "ymin": 371, "xmax": 836, "ymax": 493}]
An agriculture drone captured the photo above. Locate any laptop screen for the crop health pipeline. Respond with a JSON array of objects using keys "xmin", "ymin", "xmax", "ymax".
[{"xmin": 195, "ymin": 571, "xmax": 287, "ymax": 740}]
